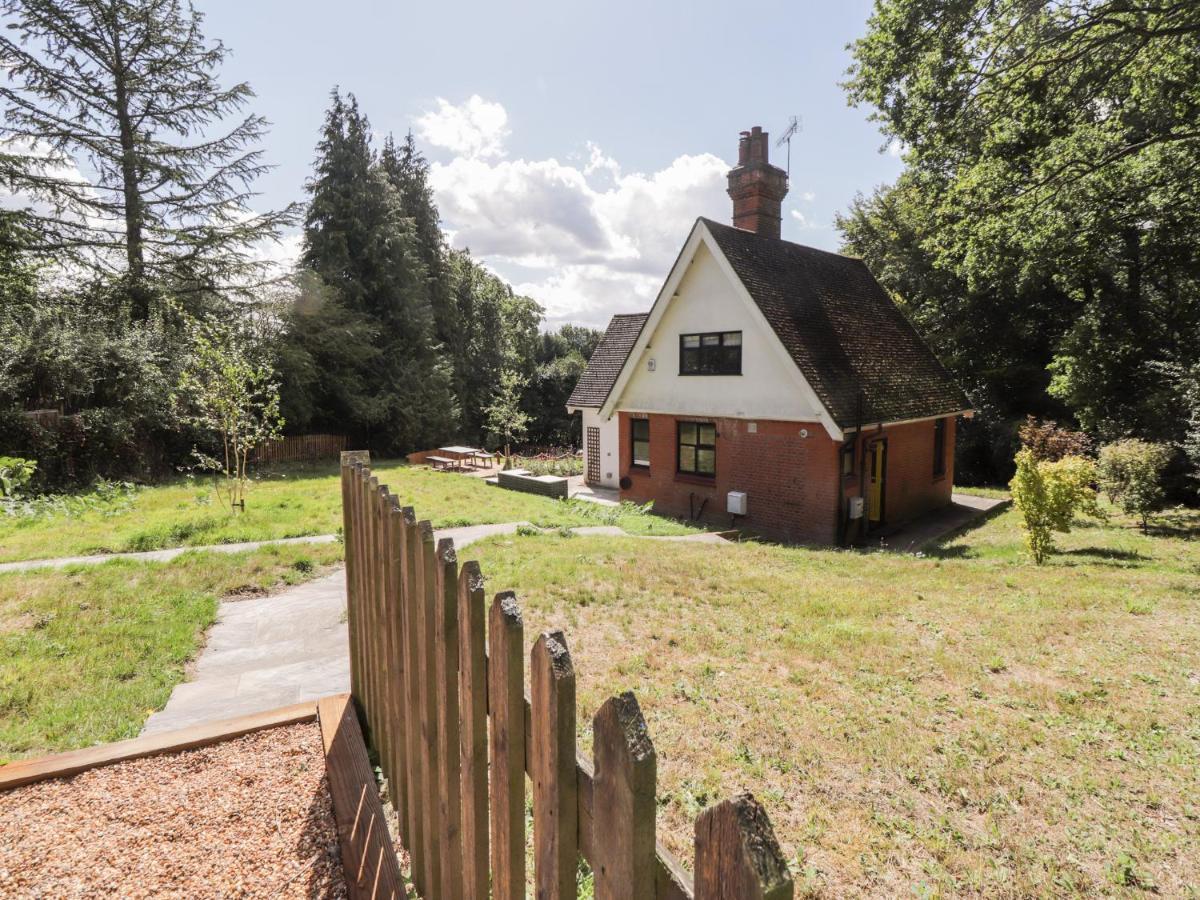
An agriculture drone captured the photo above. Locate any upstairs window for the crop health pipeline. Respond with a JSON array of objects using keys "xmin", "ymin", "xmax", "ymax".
[
  {"xmin": 680, "ymin": 331, "xmax": 742, "ymax": 375},
  {"xmin": 933, "ymin": 417, "xmax": 947, "ymax": 477},
  {"xmin": 678, "ymin": 421, "xmax": 716, "ymax": 476},
  {"xmin": 631, "ymin": 419, "xmax": 650, "ymax": 468}
]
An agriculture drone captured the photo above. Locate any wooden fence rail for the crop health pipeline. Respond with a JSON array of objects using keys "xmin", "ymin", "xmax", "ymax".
[
  {"xmin": 256, "ymin": 433, "xmax": 347, "ymax": 464},
  {"xmin": 340, "ymin": 452, "xmax": 792, "ymax": 899}
]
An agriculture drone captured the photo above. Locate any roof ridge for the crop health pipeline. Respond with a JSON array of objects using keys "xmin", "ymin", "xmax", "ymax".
[{"xmin": 698, "ymin": 216, "xmax": 864, "ymax": 264}]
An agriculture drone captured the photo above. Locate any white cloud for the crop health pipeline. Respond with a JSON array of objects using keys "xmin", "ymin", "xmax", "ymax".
[
  {"xmin": 416, "ymin": 95, "xmax": 509, "ymax": 160},
  {"xmin": 887, "ymin": 138, "xmax": 907, "ymax": 157},
  {"xmin": 790, "ymin": 209, "xmax": 820, "ymax": 229},
  {"xmin": 422, "ymin": 97, "xmax": 735, "ymax": 329}
]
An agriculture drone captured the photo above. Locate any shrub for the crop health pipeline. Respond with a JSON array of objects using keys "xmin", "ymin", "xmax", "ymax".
[
  {"xmin": 0, "ymin": 456, "xmax": 36, "ymax": 498},
  {"xmin": 1018, "ymin": 416, "xmax": 1093, "ymax": 462},
  {"xmin": 1097, "ymin": 439, "xmax": 1171, "ymax": 532},
  {"xmin": 1009, "ymin": 448, "xmax": 1101, "ymax": 563}
]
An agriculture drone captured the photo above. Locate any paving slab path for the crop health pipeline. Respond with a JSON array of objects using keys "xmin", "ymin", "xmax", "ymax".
[
  {"xmin": 140, "ymin": 521, "xmax": 530, "ymax": 735},
  {"xmin": 0, "ymin": 534, "xmax": 340, "ymax": 574}
]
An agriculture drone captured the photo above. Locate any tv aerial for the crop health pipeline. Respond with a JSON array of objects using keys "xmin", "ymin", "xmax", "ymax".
[{"xmin": 776, "ymin": 115, "xmax": 801, "ymax": 179}]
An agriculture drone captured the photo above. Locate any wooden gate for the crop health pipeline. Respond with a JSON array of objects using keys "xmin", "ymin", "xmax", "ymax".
[
  {"xmin": 340, "ymin": 453, "xmax": 793, "ymax": 899},
  {"xmin": 586, "ymin": 426, "xmax": 601, "ymax": 485}
]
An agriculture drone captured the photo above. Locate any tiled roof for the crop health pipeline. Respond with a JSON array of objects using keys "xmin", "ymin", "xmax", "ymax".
[
  {"xmin": 567, "ymin": 313, "xmax": 649, "ymax": 408},
  {"xmin": 701, "ymin": 218, "xmax": 970, "ymax": 428}
]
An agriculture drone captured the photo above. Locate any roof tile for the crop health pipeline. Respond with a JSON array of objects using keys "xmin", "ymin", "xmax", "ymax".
[
  {"xmin": 567, "ymin": 313, "xmax": 648, "ymax": 408},
  {"xmin": 701, "ymin": 218, "xmax": 970, "ymax": 428}
]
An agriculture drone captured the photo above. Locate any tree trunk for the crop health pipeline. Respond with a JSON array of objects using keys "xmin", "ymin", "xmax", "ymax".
[{"xmin": 110, "ymin": 34, "xmax": 148, "ymax": 321}]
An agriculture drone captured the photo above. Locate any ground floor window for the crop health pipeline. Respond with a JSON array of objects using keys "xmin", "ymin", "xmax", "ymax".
[
  {"xmin": 677, "ymin": 421, "xmax": 716, "ymax": 476},
  {"xmin": 631, "ymin": 418, "xmax": 650, "ymax": 467}
]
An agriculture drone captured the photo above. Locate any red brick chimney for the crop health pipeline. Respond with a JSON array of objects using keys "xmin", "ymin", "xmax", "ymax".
[{"xmin": 726, "ymin": 126, "xmax": 788, "ymax": 239}]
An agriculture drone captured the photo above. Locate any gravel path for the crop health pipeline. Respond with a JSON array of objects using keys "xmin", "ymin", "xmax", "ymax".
[{"xmin": 0, "ymin": 722, "xmax": 347, "ymax": 898}]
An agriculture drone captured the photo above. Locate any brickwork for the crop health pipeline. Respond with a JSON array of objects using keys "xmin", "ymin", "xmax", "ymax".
[
  {"xmin": 726, "ymin": 126, "xmax": 788, "ymax": 239},
  {"xmin": 618, "ymin": 413, "xmax": 840, "ymax": 544},
  {"xmin": 620, "ymin": 412, "xmax": 957, "ymax": 545}
]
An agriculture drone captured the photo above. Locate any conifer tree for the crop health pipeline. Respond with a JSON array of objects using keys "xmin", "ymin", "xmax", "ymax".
[
  {"xmin": 0, "ymin": 0, "xmax": 295, "ymax": 320},
  {"xmin": 297, "ymin": 89, "xmax": 455, "ymax": 452}
]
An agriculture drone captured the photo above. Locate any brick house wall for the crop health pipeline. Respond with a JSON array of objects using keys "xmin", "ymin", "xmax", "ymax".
[
  {"xmin": 620, "ymin": 412, "xmax": 958, "ymax": 545},
  {"xmin": 840, "ymin": 416, "xmax": 957, "ymax": 543},
  {"xmin": 618, "ymin": 413, "xmax": 841, "ymax": 544}
]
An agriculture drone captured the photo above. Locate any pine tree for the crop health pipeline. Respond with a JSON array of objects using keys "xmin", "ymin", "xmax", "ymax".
[
  {"xmin": 0, "ymin": 0, "xmax": 295, "ymax": 320},
  {"xmin": 378, "ymin": 132, "xmax": 464, "ymax": 399},
  {"xmin": 297, "ymin": 90, "xmax": 455, "ymax": 453}
]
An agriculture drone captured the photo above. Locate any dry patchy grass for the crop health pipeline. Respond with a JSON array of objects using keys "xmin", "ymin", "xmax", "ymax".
[{"xmin": 468, "ymin": 505, "xmax": 1200, "ymax": 897}]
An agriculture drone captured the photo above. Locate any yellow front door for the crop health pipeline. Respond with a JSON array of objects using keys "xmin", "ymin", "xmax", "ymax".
[{"xmin": 868, "ymin": 443, "xmax": 885, "ymax": 524}]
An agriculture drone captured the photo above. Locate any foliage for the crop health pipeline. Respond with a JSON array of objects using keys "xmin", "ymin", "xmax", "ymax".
[
  {"xmin": 293, "ymin": 90, "xmax": 459, "ymax": 453},
  {"xmin": 0, "ymin": 282, "xmax": 187, "ymax": 488},
  {"xmin": 1097, "ymin": 439, "xmax": 1171, "ymax": 531},
  {"xmin": 484, "ymin": 369, "xmax": 531, "ymax": 465},
  {"xmin": 510, "ymin": 452, "xmax": 584, "ymax": 478},
  {"xmin": 841, "ymin": 1, "xmax": 1200, "ymax": 486},
  {"xmin": 0, "ymin": 456, "xmax": 36, "ymax": 498},
  {"xmin": 1018, "ymin": 416, "xmax": 1093, "ymax": 463},
  {"xmin": 1009, "ymin": 448, "xmax": 1101, "ymax": 563},
  {"xmin": 0, "ymin": 0, "xmax": 295, "ymax": 318},
  {"xmin": 0, "ymin": 478, "xmax": 137, "ymax": 521},
  {"xmin": 175, "ymin": 316, "xmax": 283, "ymax": 511},
  {"xmin": 524, "ymin": 325, "xmax": 603, "ymax": 447}
]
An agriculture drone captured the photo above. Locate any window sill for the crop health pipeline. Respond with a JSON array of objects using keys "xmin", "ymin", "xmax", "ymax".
[
  {"xmin": 627, "ymin": 465, "xmax": 650, "ymax": 477},
  {"xmin": 932, "ymin": 474, "xmax": 947, "ymax": 483},
  {"xmin": 674, "ymin": 472, "xmax": 716, "ymax": 487}
]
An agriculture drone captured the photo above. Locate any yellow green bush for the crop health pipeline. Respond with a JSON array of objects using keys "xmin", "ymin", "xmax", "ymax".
[{"xmin": 1009, "ymin": 449, "xmax": 1101, "ymax": 563}]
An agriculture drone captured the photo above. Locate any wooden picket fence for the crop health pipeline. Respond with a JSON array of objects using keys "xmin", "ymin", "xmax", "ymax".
[
  {"xmin": 256, "ymin": 433, "xmax": 347, "ymax": 464},
  {"xmin": 340, "ymin": 452, "xmax": 793, "ymax": 899}
]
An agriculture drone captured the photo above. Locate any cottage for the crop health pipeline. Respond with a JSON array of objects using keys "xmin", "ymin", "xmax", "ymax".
[{"xmin": 568, "ymin": 126, "xmax": 972, "ymax": 545}]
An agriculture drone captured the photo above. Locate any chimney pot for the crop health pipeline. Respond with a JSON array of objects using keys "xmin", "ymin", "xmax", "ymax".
[{"xmin": 726, "ymin": 125, "xmax": 788, "ymax": 239}]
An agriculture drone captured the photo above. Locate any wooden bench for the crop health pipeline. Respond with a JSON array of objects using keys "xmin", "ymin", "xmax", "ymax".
[{"xmin": 426, "ymin": 455, "xmax": 461, "ymax": 471}]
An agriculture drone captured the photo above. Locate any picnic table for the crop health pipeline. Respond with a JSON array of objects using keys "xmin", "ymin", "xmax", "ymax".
[{"xmin": 429, "ymin": 446, "xmax": 495, "ymax": 471}]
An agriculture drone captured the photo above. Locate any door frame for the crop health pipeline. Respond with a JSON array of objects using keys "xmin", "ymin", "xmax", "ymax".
[{"xmin": 866, "ymin": 438, "xmax": 887, "ymax": 531}]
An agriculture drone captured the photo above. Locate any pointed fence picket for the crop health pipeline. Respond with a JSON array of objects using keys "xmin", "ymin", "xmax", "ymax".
[{"xmin": 339, "ymin": 453, "xmax": 792, "ymax": 900}]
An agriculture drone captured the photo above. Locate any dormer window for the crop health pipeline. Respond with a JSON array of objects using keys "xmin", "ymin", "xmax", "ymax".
[{"xmin": 680, "ymin": 331, "xmax": 742, "ymax": 375}]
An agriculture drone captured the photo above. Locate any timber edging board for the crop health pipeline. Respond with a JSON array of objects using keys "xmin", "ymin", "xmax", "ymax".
[
  {"xmin": 0, "ymin": 699, "xmax": 319, "ymax": 791},
  {"xmin": 317, "ymin": 693, "xmax": 405, "ymax": 900}
]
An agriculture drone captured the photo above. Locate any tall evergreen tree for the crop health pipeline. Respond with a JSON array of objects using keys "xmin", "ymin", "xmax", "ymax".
[
  {"xmin": 296, "ymin": 89, "xmax": 455, "ymax": 453},
  {"xmin": 0, "ymin": 0, "xmax": 294, "ymax": 319}
]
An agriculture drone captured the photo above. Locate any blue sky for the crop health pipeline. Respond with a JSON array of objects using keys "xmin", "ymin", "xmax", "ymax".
[{"xmin": 199, "ymin": 0, "xmax": 902, "ymax": 328}]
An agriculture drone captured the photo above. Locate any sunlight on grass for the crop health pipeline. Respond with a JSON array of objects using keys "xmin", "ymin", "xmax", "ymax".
[
  {"xmin": 0, "ymin": 459, "xmax": 696, "ymax": 563},
  {"xmin": 467, "ymin": 505, "xmax": 1200, "ymax": 896},
  {"xmin": 0, "ymin": 542, "xmax": 343, "ymax": 762}
]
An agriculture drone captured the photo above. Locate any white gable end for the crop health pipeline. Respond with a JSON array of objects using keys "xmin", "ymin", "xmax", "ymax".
[{"xmin": 606, "ymin": 224, "xmax": 837, "ymax": 434}]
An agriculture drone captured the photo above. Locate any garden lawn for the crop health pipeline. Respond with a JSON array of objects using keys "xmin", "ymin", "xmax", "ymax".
[
  {"xmin": 0, "ymin": 459, "xmax": 695, "ymax": 563},
  {"xmin": 0, "ymin": 542, "xmax": 343, "ymax": 763},
  {"xmin": 467, "ymin": 503, "xmax": 1200, "ymax": 897}
]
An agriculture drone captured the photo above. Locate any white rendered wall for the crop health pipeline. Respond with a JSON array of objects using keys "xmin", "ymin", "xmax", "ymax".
[
  {"xmin": 614, "ymin": 242, "xmax": 824, "ymax": 422},
  {"xmin": 581, "ymin": 407, "xmax": 620, "ymax": 488}
]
